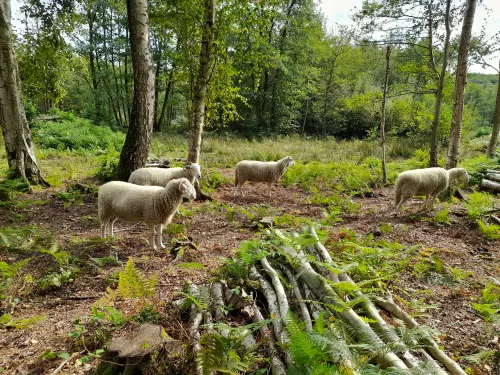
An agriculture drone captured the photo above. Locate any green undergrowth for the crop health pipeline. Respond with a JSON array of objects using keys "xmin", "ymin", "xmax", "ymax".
[
  {"xmin": 31, "ymin": 115, "xmax": 124, "ymax": 153},
  {"xmin": 67, "ymin": 258, "xmax": 162, "ymax": 364},
  {"xmin": 472, "ymin": 282, "xmax": 500, "ymax": 322},
  {"xmin": 463, "ymin": 191, "xmax": 500, "ymax": 240}
]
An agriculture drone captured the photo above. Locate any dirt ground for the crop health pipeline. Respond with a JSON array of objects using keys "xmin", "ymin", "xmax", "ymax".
[{"xmin": 0, "ymin": 178, "xmax": 499, "ymax": 375}]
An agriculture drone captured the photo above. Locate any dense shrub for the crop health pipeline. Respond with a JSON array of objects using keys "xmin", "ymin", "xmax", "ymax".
[{"xmin": 32, "ymin": 116, "xmax": 124, "ymax": 152}]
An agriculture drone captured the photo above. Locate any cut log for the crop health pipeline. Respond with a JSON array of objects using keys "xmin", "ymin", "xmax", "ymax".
[
  {"xmin": 481, "ymin": 179, "xmax": 500, "ymax": 192},
  {"xmin": 107, "ymin": 323, "xmax": 178, "ymax": 358},
  {"xmin": 486, "ymin": 173, "xmax": 500, "ymax": 182}
]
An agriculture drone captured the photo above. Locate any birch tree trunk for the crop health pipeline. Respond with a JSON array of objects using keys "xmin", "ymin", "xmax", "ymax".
[
  {"xmin": 116, "ymin": 0, "xmax": 155, "ymax": 181},
  {"xmin": 429, "ymin": 0, "xmax": 451, "ymax": 167},
  {"xmin": 0, "ymin": 0, "xmax": 48, "ymax": 185},
  {"xmin": 446, "ymin": 0, "xmax": 477, "ymax": 169},
  {"xmin": 486, "ymin": 60, "xmax": 500, "ymax": 158},
  {"xmin": 187, "ymin": 0, "xmax": 215, "ymax": 165},
  {"xmin": 380, "ymin": 46, "xmax": 390, "ymax": 184}
]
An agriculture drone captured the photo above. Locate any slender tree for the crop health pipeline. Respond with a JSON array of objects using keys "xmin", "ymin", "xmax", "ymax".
[
  {"xmin": 446, "ymin": 0, "xmax": 477, "ymax": 169},
  {"xmin": 0, "ymin": 0, "xmax": 47, "ymax": 185},
  {"xmin": 187, "ymin": 0, "xmax": 215, "ymax": 164},
  {"xmin": 380, "ymin": 46, "xmax": 390, "ymax": 184},
  {"xmin": 486, "ymin": 59, "xmax": 500, "ymax": 158},
  {"xmin": 429, "ymin": 0, "xmax": 451, "ymax": 167},
  {"xmin": 116, "ymin": 0, "xmax": 155, "ymax": 180}
]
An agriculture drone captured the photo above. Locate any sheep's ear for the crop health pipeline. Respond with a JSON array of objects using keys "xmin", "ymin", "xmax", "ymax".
[
  {"xmin": 183, "ymin": 164, "xmax": 191, "ymax": 171},
  {"xmin": 179, "ymin": 180, "xmax": 189, "ymax": 193}
]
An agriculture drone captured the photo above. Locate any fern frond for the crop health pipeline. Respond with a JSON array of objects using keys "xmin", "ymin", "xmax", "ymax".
[
  {"xmin": 93, "ymin": 286, "xmax": 117, "ymax": 308},
  {"xmin": 118, "ymin": 258, "xmax": 157, "ymax": 298}
]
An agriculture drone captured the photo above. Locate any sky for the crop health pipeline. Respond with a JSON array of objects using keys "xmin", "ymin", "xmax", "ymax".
[{"xmin": 318, "ymin": 0, "xmax": 500, "ymax": 74}]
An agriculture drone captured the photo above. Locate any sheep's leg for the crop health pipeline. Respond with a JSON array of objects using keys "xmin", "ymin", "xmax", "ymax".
[
  {"xmin": 100, "ymin": 221, "xmax": 107, "ymax": 237},
  {"xmin": 267, "ymin": 182, "xmax": 272, "ymax": 197},
  {"xmin": 396, "ymin": 193, "xmax": 412, "ymax": 214},
  {"xmin": 429, "ymin": 193, "xmax": 438, "ymax": 210},
  {"xmin": 239, "ymin": 183, "xmax": 244, "ymax": 197},
  {"xmin": 149, "ymin": 225, "xmax": 157, "ymax": 251},
  {"xmin": 158, "ymin": 224, "xmax": 166, "ymax": 249},
  {"xmin": 422, "ymin": 194, "xmax": 431, "ymax": 211},
  {"xmin": 109, "ymin": 218, "xmax": 118, "ymax": 237}
]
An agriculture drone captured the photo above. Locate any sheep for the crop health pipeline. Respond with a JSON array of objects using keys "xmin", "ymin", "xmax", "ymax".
[
  {"xmin": 128, "ymin": 162, "xmax": 201, "ymax": 187},
  {"xmin": 98, "ymin": 177, "xmax": 196, "ymax": 250},
  {"xmin": 394, "ymin": 167, "xmax": 469, "ymax": 214},
  {"xmin": 234, "ymin": 156, "xmax": 295, "ymax": 197}
]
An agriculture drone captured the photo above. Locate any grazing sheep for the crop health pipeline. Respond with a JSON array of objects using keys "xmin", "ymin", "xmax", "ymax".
[
  {"xmin": 98, "ymin": 178, "xmax": 196, "ymax": 250},
  {"xmin": 128, "ymin": 162, "xmax": 201, "ymax": 187},
  {"xmin": 234, "ymin": 156, "xmax": 295, "ymax": 197},
  {"xmin": 394, "ymin": 167, "xmax": 469, "ymax": 214}
]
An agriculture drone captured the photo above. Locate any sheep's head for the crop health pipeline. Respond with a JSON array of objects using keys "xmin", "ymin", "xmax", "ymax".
[
  {"xmin": 184, "ymin": 162, "xmax": 202, "ymax": 181},
  {"xmin": 178, "ymin": 178, "xmax": 196, "ymax": 201},
  {"xmin": 450, "ymin": 168, "xmax": 469, "ymax": 187},
  {"xmin": 283, "ymin": 156, "xmax": 295, "ymax": 167}
]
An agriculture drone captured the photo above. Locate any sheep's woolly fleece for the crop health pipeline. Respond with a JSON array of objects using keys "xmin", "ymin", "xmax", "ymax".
[
  {"xmin": 394, "ymin": 167, "xmax": 469, "ymax": 214},
  {"xmin": 128, "ymin": 162, "xmax": 201, "ymax": 187},
  {"xmin": 234, "ymin": 156, "xmax": 295, "ymax": 197},
  {"xmin": 98, "ymin": 177, "xmax": 196, "ymax": 249}
]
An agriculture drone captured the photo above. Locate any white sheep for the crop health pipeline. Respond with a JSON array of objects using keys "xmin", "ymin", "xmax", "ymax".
[
  {"xmin": 98, "ymin": 177, "xmax": 196, "ymax": 250},
  {"xmin": 128, "ymin": 162, "xmax": 201, "ymax": 187},
  {"xmin": 394, "ymin": 167, "xmax": 469, "ymax": 214},
  {"xmin": 234, "ymin": 156, "xmax": 295, "ymax": 197}
]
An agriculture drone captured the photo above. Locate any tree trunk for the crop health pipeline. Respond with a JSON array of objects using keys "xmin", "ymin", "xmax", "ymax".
[
  {"xmin": 486, "ymin": 61, "xmax": 500, "ymax": 158},
  {"xmin": 429, "ymin": 0, "xmax": 451, "ymax": 167},
  {"xmin": 0, "ymin": 0, "xmax": 48, "ymax": 186},
  {"xmin": 380, "ymin": 46, "xmax": 390, "ymax": 184},
  {"xmin": 87, "ymin": 7, "xmax": 102, "ymax": 123},
  {"xmin": 116, "ymin": 0, "xmax": 155, "ymax": 181},
  {"xmin": 153, "ymin": 40, "xmax": 161, "ymax": 133},
  {"xmin": 186, "ymin": 0, "xmax": 215, "ymax": 200},
  {"xmin": 446, "ymin": 0, "xmax": 477, "ymax": 169},
  {"xmin": 187, "ymin": 0, "xmax": 215, "ymax": 164},
  {"xmin": 158, "ymin": 64, "xmax": 175, "ymax": 131}
]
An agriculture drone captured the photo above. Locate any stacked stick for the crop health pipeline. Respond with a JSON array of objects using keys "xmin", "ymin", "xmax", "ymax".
[{"xmin": 178, "ymin": 227, "xmax": 467, "ymax": 375}]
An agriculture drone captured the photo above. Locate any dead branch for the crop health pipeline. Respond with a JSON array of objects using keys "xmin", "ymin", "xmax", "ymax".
[
  {"xmin": 373, "ymin": 296, "xmax": 467, "ymax": 375},
  {"xmin": 260, "ymin": 257, "xmax": 290, "ymax": 324},
  {"xmin": 187, "ymin": 283, "xmax": 204, "ymax": 375},
  {"xmin": 490, "ymin": 214, "xmax": 500, "ymax": 225},
  {"xmin": 250, "ymin": 303, "xmax": 287, "ymax": 375},
  {"xmin": 280, "ymin": 265, "xmax": 313, "ymax": 332},
  {"xmin": 280, "ymin": 244, "xmax": 408, "ymax": 370},
  {"xmin": 210, "ymin": 281, "xmax": 225, "ymax": 321},
  {"xmin": 249, "ymin": 266, "xmax": 290, "ymax": 348}
]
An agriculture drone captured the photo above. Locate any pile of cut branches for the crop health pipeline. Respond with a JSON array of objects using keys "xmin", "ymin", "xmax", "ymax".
[{"xmin": 176, "ymin": 227, "xmax": 467, "ymax": 375}]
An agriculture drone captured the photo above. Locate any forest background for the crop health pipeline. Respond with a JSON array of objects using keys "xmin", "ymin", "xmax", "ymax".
[{"xmin": 6, "ymin": 0, "xmax": 500, "ymax": 150}]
